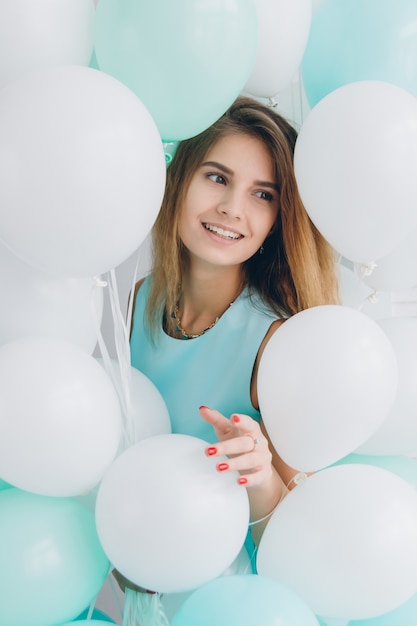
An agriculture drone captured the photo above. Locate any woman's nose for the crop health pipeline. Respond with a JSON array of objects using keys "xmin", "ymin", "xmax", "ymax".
[{"xmin": 216, "ymin": 190, "xmax": 244, "ymax": 219}]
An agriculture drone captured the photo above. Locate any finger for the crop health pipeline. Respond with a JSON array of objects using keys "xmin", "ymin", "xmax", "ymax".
[
  {"xmin": 212, "ymin": 433, "xmax": 260, "ymax": 458},
  {"xmin": 199, "ymin": 405, "xmax": 236, "ymax": 440},
  {"xmin": 237, "ymin": 470, "xmax": 272, "ymax": 488},
  {"xmin": 229, "ymin": 413, "xmax": 265, "ymax": 437},
  {"xmin": 217, "ymin": 447, "xmax": 272, "ymax": 476}
]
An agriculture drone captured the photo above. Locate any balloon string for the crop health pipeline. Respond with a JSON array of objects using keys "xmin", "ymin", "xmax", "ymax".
[
  {"xmin": 248, "ymin": 472, "xmax": 305, "ymax": 528},
  {"xmin": 91, "ymin": 276, "xmax": 114, "ymax": 378},
  {"xmin": 108, "ymin": 269, "xmax": 130, "ymax": 370},
  {"xmin": 296, "ymin": 68, "xmax": 306, "ymax": 124},
  {"xmin": 107, "ymin": 247, "xmax": 148, "ymax": 449},
  {"xmin": 356, "ymin": 261, "xmax": 383, "ymax": 310},
  {"xmin": 90, "ymin": 276, "xmax": 131, "ymax": 447},
  {"xmin": 336, "ymin": 257, "xmax": 375, "ymax": 312},
  {"xmin": 106, "ymin": 269, "xmax": 137, "ymax": 448},
  {"xmin": 123, "ymin": 589, "xmax": 169, "ymax": 626},
  {"xmin": 86, "ymin": 593, "xmax": 98, "ymax": 620},
  {"xmin": 91, "ymin": 245, "xmax": 152, "ymax": 449},
  {"xmin": 108, "ymin": 269, "xmax": 132, "ymax": 404},
  {"xmin": 107, "ymin": 569, "xmax": 125, "ymax": 620}
]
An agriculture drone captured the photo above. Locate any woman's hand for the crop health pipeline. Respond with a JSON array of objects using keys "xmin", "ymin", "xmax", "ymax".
[{"xmin": 199, "ymin": 406, "xmax": 273, "ymax": 488}]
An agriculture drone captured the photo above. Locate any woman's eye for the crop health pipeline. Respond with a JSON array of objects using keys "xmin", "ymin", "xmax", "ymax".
[
  {"xmin": 207, "ymin": 173, "xmax": 227, "ymax": 185},
  {"xmin": 255, "ymin": 190, "xmax": 274, "ymax": 201}
]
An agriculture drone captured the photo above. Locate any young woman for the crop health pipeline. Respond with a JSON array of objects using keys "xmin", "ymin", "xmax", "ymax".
[{"xmin": 129, "ymin": 96, "xmax": 339, "ymax": 554}]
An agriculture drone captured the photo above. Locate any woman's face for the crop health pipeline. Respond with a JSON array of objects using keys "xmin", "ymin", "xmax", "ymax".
[{"xmin": 178, "ymin": 133, "xmax": 279, "ymax": 271}]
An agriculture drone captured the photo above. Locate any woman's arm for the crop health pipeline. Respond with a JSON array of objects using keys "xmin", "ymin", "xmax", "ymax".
[
  {"xmin": 199, "ymin": 406, "xmax": 289, "ymax": 544},
  {"xmin": 199, "ymin": 318, "xmax": 303, "ymax": 544}
]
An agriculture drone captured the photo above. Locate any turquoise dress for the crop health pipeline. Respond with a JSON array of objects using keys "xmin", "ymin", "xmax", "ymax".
[
  {"xmin": 130, "ymin": 276, "xmax": 278, "ymax": 443},
  {"xmin": 129, "ymin": 275, "xmax": 279, "ymax": 570}
]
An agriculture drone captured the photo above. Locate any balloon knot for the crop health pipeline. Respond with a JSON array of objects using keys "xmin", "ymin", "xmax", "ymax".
[
  {"xmin": 288, "ymin": 471, "xmax": 308, "ymax": 488},
  {"xmin": 93, "ymin": 276, "xmax": 108, "ymax": 288},
  {"xmin": 360, "ymin": 261, "xmax": 377, "ymax": 277},
  {"xmin": 368, "ymin": 291, "xmax": 379, "ymax": 304},
  {"xmin": 267, "ymin": 97, "xmax": 278, "ymax": 108}
]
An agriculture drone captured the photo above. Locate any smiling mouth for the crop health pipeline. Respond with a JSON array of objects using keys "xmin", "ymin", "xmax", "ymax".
[{"xmin": 203, "ymin": 223, "xmax": 243, "ymax": 240}]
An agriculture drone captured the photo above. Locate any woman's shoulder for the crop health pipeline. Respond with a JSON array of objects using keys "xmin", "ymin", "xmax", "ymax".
[
  {"xmin": 133, "ymin": 273, "xmax": 153, "ymax": 301},
  {"xmin": 241, "ymin": 288, "xmax": 285, "ymax": 322},
  {"xmin": 133, "ymin": 276, "xmax": 146, "ymax": 299}
]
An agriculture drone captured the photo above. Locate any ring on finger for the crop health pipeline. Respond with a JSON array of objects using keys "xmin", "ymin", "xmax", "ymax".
[{"xmin": 251, "ymin": 436, "xmax": 261, "ymax": 450}]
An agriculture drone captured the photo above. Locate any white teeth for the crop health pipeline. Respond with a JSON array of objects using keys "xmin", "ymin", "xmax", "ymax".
[{"xmin": 204, "ymin": 223, "xmax": 241, "ymax": 239}]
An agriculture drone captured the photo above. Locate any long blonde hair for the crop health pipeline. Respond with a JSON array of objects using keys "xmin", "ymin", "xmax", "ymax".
[{"xmin": 146, "ymin": 96, "xmax": 339, "ymax": 334}]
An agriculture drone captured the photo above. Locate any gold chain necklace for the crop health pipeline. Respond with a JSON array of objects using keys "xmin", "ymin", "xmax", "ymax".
[{"xmin": 171, "ymin": 303, "xmax": 220, "ymax": 340}]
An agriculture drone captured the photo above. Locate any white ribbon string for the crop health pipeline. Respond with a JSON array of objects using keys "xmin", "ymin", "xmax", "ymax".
[
  {"xmin": 91, "ymin": 275, "xmax": 132, "ymax": 448},
  {"xmin": 107, "ymin": 570, "xmax": 125, "ymax": 621},
  {"xmin": 107, "ymin": 268, "xmax": 135, "ymax": 446},
  {"xmin": 123, "ymin": 589, "xmax": 170, "ymax": 626}
]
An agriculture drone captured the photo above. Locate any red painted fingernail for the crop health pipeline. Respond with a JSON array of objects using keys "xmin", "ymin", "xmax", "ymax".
[
  {"xmin": 199, "ymin": 405, "xmax": 209, "ymax": 410},
  {"xmin": 238, "ymin": 477, "xmax": 248, "ymax": 485},
  {"xmin": 217, "ymin": 462, "xmax": 229, "ymax": 472},
  {"xmin": 206, "ymin": 446, "xmax": 217, "ymax": 456},
  {"xmin": 232, "ymin": 414, "xmax": 240, "ymax": 423}
]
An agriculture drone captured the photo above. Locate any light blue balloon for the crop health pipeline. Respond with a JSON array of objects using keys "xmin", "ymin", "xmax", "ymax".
[
  {"xmin": 59, "ymin": 621, "xmax": 114, "ymax": 626},
  {"xmin": 163, "ymin": 141, "xmax": 179, "ymax": 166},
  {"xmin": 74, "ymin": 607, "xmax": 117, "ymax": 623},
  {"xmin": 59, "ymin": 619, "xmax": 116, "ymax": 626},
  {"xmin": 302, "ymin": 0, "xmax": 417, "ymax": 107},
  {"xmin": 89, "ymin": 48, "xmax": 100, "ymax": 70},
  {"xmin": 94, "ymin": 0, "xmax": 258, "ymax": 141},
  {"xmin": 0, "ymin": 476, "xmax": 12, "ymax": 491},
  {"xmin": 0, "ymin": 489, "xmax": 110, "ymax": 626},
  {"xmin": 170, "ymin": 575, "xmax": 320, "ymax": 626}
]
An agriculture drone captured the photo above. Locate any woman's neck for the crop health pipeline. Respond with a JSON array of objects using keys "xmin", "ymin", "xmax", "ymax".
[{"xmin": 175, "ymin": 265, "xmax": 244, "ymax": 338}]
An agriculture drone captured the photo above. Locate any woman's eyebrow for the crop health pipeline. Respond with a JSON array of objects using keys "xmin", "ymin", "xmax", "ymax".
[
  {"xmin": 201, "ymin": 160, "xmax": 233, "ymax": 175},
  {"xmin": 255, "ymin": 180, "xmax": 280, "ymax": 191},
  {"xmin": 201, "ymin": 160, "xmax": 279, "ymax": 191}
]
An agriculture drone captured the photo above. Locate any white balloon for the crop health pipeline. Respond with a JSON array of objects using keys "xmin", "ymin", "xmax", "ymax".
[
  {"xmin": 126, "ymin": 366, "xmax": 172, "ymax": 440},
  {"xmin": 95, "ymin": 434, "xmax": 250, "ymax": 593},
  {"xmin": 257, "ymin": 464, "xmax": 417, "ymax": 620},
  {"xmin": 258, "ymin": 305, "xmax": 398, "ymax": 471},
  {"xmin": 0, "ymin": 0, "xmax": 95, "ymax": 89},
  {"xmin": 0, "ymin": 337, "xmax": 122, "ymax": 496},
  {"xmin": 244, "ymin": 0, "xmax": 312, "ymax": 97},
  {"xmin": 294, "ymin": 81, "xmax": 417, "ymax": 263},
  {"xmin": 124, "ymin": 370, "xmax": 170, "ymax": 439},
  {"xmin": 0, "ymin": 242, "xmax": 102, "ymax": 353},
  {"xmin": 0, "ymin": 65, "xmax": 166, "ymax": 277},
  {"xmin": 354, "ymin": 225, "xmax": 417, "ymax": 292},
  {"xmin": 96, "ymin": 358, "xmax": 171, "ymax": 449},
  {"xmin": 357, "ymin": 317, "xmax": 417, "ymax": 455}
]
